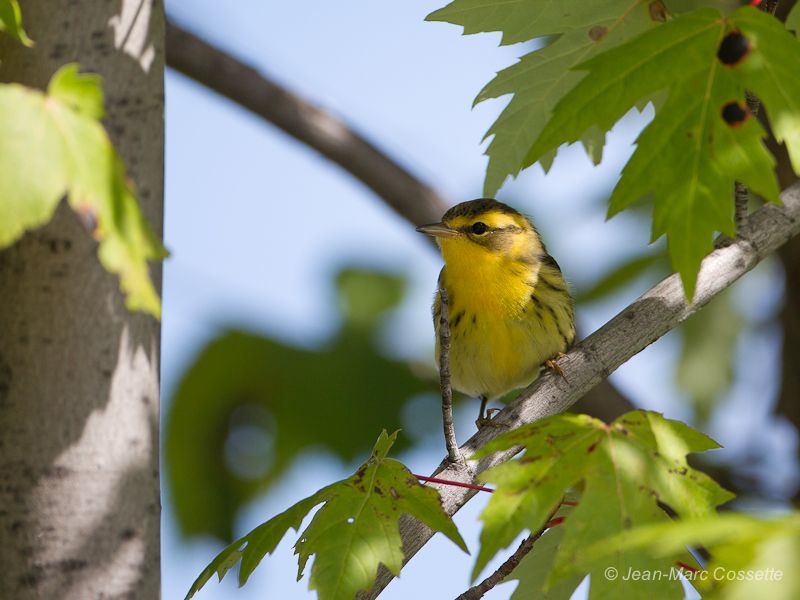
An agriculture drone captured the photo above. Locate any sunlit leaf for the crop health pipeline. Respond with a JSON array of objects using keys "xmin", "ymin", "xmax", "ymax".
[
  {"xmin": 0, "ymin": 0, "xmax": 32, "ymax": 46},
  {"xmin": 0, "ymin": 64, "xmax": 166, "ymax": 316},
  {"xmin": 471, "ymin": 410, "xmax": 732, "ymax": 596},
  {"xmin": 524, "ymin": 8, "xmax": 723, "ymax": 168},
  {"xmin": 428, "ymin": 0, "xmax": 657, "ymax": 195},
  {"xmin": 47, "ymin": 63, "xmax": 104, "ymax": 119},
  {"xmin": 187, "ymin": 431, "xmax": 467, "ymax": 600},
  {"xmin": 581, "ymin": 512, "xmax": 800, "ymax": 599}
]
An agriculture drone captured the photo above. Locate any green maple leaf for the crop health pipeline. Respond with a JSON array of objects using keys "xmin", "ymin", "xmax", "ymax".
[
  {"xmin": 526, "ymin": 7, "xmax": 784, "ymax": 298},
  {"xmin": 732, "ymin": 7, "xmax": 800, "ymax": 176},
  {"xmin": 429, "ymin": 0, "xmax": 661, "ymax": 196},
  {"xmin": 506, "ymin": 506, "xmax": 582, "ymax": 600},
  {"xmin": 788, "ymin": 2, "xmax": 800, "ymax": 37},
  {"xmin": 427, "ymin": 0, "xmax": 656, "ymax": 45},
  {"xmin": 186, "ymin": 430, "xmax": 467, "ymax": 600},
  {"xmin": 0, "ymin": 0, "xmax": 32, "ymax": 46},
  {"xmin": 525, "ymin": 8, "xmax": 724, "ymax": 167},
  {"xmin": 582, "ymin": 512, "xmax": 800, "ymax": 599},
  {"xmin": 185, "ymin": 491, "xmax": 325, "ymax": 599},
  {"xmin": 0, "ymin": 64, "xmax": 166, "ymax": 316},
  {"xmin": 471, "ymin": 411, "xmax": 732, "ymax": 596}
]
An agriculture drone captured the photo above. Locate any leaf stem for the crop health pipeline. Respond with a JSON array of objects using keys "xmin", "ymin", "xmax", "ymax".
[
  {"xmin": 414, "ymin": 474, "xmax": 493, "ymax": 493},
  {"xmin": 734, "ymin": 90, "xmax": 765, "ymax": 238},
  {"xmin": 438, "ymin": 285, "xmax": 461, "ymax": 463}
]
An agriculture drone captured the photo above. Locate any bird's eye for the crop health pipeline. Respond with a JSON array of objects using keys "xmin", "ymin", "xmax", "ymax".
[{"xmin": 471, "ymin": 222, "xmax": 489, "ymax": 235}]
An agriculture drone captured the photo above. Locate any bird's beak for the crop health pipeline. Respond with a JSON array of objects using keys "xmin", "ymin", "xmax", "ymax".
[{"xmin": 415, "ymin": 223, "xmax": 460, "ymax": 238}]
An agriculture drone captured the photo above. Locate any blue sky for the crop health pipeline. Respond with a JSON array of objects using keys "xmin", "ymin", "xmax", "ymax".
[{"xmin": 159, "ymin": 2, "xmax": 795, "ymax": 598}]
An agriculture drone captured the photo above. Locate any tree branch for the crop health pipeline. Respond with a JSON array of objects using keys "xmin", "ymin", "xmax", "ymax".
[
  {"xmin": 455, "ymin": 534, "xmax": 539, "ymax": 600},
  {"xmin": 362, "ymin": 181, "xmax": 800, "ymax": 599},
  {"xmin": 164, "ymin": 18, "xmax": 448, "ymax": 226}
]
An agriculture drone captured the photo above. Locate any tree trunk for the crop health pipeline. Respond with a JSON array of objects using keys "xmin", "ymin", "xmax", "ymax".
[{"xmin": 0, "ymin": 1, "xmax": 164, "ymax": 598}]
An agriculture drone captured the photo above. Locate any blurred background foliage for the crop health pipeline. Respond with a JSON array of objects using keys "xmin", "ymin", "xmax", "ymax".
[{"xmin": 165, "ymin": 268, "xmax": 440, "ymax": 541}]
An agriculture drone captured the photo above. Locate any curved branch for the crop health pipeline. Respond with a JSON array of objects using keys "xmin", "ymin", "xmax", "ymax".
[
  {"xmin": 164, "ymin": 18, "xmax": 448, "ymax": 226},
  {"xmin": 362, "ymin": 182, "xmax": 800, "ymax": 599}
]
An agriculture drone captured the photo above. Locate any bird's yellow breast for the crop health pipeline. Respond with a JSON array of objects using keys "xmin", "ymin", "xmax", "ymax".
[{"xmin": 433, "ymin": 228, "xmax": 573, "ymax": 400}]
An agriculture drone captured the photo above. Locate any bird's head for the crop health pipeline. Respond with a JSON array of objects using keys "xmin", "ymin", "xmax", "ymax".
[{"xmin": 416, "ymin": 199, "xmax": 543, "ymax": 266}]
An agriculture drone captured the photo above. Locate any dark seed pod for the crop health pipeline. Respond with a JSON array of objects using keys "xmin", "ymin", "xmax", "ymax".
[
  {"xmin": 721, "ymin": 101, "xmax": 750, "ymax": 127},
  {"xmin": 717, "ymin": 31, "xmax": 751, "ymax": 66}
]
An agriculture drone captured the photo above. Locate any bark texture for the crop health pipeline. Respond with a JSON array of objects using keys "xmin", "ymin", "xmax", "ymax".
[{"xmin": 0, "ymin": 1, "xmax": 164, "ymax": 598}]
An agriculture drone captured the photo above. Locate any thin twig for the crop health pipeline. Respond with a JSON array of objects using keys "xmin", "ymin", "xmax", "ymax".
[
  {"xmin": 734, "ymin": 182, "xmax": 751, "ymax": 238},
  {"xmin": 455, "ymin": 516, "xmax": 566, "ymax": 600},
  {"xmin": 164, "ymin": 19, "xmax": 448, "ymax": 227},
  {"xmin": 361, "ymin": 182, "xmax": 800, "ymax": 599},
  {"xmin": 734, "ymin": 92, "xmax": 765, "ymax": 237},
  {"xmin": 735, "ymin": 0, "xmax": 780, "ymax": 235},
  {"xmin": 438, "ymin": 286, "xmax": 461, "ymax": 463}
]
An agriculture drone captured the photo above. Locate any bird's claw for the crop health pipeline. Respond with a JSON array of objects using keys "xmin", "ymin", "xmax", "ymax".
[
  {"xmin": 476, "ymin": 409, "xmax": 502, "ymax": 429},
  {"xmin": 545, "ymin": 352, "xmax": 568, "ymax": 381}
]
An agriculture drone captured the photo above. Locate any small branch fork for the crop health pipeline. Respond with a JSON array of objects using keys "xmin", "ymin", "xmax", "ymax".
[
  {"xmin": 438, "ymin": 286, "xmax": 461, "ymax": 463},
  {"xmin": 455, "ymin": 515, "xmax": 566, "ymax": 600}
]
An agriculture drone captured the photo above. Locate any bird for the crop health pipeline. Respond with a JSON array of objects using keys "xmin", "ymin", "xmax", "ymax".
[{"xmin": 417, "ymin": 198, "xmax": 575, "ymax": 427}]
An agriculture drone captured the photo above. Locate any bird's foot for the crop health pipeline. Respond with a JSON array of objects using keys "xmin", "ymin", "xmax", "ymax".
[
  {"xmin": 545, "ymin": 352, "xmax": 568, "ymax": 381},
  {"xmin": 475, "ymin": 409, "xmax": 502, "ymax": 429}
]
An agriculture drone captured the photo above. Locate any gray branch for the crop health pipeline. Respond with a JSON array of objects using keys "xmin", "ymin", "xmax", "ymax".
[
  {"xmin": 362, "ymin": 181, "xmax": 800, "ymax": 598},
  {"xmin": 164, "ymin": 18, "xmax": 448, "ymax": 226}
]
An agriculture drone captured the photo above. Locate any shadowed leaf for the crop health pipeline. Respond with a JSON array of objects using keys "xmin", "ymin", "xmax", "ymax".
[
  {"xmin": 575, "ymin": 252, "xmax": 666, "ymax": 303},
  {"xmin": 676, "ymin": 289, "xmax": 742, "ymax": 421},
  {"xmin": 507, "ymin": 506, "xmax": 582, "ymax": 599}
]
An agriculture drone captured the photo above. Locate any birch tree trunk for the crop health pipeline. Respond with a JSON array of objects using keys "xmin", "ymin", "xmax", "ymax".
[{"xmin": 0, "ymin": 1, "xmax": 164, "ymax": 598}]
